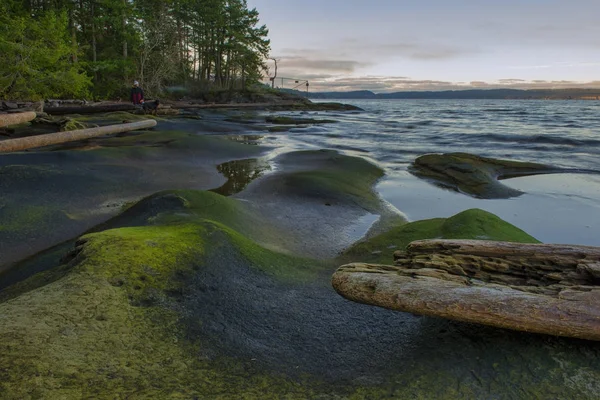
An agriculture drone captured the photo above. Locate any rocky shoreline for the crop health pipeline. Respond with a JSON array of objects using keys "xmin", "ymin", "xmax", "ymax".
[{"xmin": 1, "ymin": 105, "xmax": 599, "ymax": 399}]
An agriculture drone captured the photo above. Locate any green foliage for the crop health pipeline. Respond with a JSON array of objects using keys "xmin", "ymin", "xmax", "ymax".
[
  {"xmin": 0, "ymin": 9, "xmax": 91, "ymax": 100},
  {"xmin": 0, "ymin": 0, "xmax": 271, "ymax": 100}
]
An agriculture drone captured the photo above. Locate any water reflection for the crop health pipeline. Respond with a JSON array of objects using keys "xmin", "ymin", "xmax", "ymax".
[{"xmin": 210, "ymin": 158, "xmax": 271, "ymax": 196}]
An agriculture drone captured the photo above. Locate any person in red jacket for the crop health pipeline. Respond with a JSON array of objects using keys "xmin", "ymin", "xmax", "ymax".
[{"xmin": 130, "ymin": 80, "xmax": 144, "ymax": 105}]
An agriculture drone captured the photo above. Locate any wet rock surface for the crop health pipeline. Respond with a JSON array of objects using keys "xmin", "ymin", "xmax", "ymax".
[
  {"xmin": 1, "ymin": 112, "xmax": 599, "ymax": 398},
  {"xmin": 409, "ymin": 152, "xmax": 598, "ymax": 199}
]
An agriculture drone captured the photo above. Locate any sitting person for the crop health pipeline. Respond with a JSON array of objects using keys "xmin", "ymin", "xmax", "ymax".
[{"xmin": 130, "ymin": 81, "xmax": 144, "ymax": 105}]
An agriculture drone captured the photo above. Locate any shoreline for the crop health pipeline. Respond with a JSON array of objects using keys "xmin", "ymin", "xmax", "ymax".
[{"xmin": 1, "ymin": 105, "xmax": 599, "ymax": 398}]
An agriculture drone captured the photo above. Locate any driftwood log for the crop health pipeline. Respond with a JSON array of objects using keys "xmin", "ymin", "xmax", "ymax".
[
  {"xmin": 332, "ymin": 239, "xmax": 600, "ymax": 341},
  {"xmin": 0, "ymin": 112, "xmax": 37, "ymax": 128},
  {"xmin": 44, "ymin": 103, "xmax": 137, "ymax": 115},
  {"xmin": 0, "ymin": 119, "xmax": 157, "ymax": 153}
]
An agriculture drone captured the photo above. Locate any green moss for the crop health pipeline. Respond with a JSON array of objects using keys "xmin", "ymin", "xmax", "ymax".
[
  {"xmin": 0, "ymin": 190, "xmax": 332, "ymax": 398},
  {"xmin": 341, "ymin": 208, "xmax": 540, "ymax": 264},
  {"xmin": 76, "ymin": 224, "xmax": 204, "ymax": 304},
  {"xmin": 215, "ymin": 221, "xmax": 326, "ymax": 282},
  {"xmin": 0, "ymin": 204, "xmax": 70, "ymax": 238},
  {"xmin": 276, "ymin": 150, "xmax": 385, "ymax": 211}
]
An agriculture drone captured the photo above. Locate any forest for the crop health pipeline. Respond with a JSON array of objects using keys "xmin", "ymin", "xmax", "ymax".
[{"xmin": 0, "ymin": 0, "xmax": 271, "ymax": 100}]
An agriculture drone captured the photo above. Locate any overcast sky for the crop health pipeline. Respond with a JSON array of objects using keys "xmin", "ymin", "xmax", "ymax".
[{"xmin": 246, "ymin": 0, "xmax": 600, "ymax": 92}]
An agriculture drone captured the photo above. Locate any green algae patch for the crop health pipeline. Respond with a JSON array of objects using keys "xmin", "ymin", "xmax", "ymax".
[
  {"xmin": 0, "ymin": 228, "xmax": 320, "ymax": 399},
  {"xmin": 213, "ymin": 221, "xmax": 326, "ymax": 283},
  {"xmin": 75, "ymin": 224, "xmax": 204, "ymax": 303},
  {"xmin": 341, "ymin": 208, "xmax": 540, "ymax": 265},
  {"xmin": 0, "ymin": 190, "xmax": 332, "ymax": 398},
  {"xmin": 410, "ymin": 152, "xmax": 563, "ymax": 199},
  {"xmin": 0, "ymin": 204, "xmax": 71, "ymax": 240}
]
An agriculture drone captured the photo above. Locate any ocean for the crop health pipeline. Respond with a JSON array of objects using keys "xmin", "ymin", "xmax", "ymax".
[{"xmin": 259, "ymin": 99, "xmax": 600, "ymax": 246}]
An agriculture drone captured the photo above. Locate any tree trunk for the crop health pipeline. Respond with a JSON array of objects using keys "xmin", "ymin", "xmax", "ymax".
[
  {"xmin": 0, "ymin": 120, "xmax": 157, "ymax": 153},
  {"xmin": 0, "ymin": 112, "xmax": 37, "ymax": 128}
]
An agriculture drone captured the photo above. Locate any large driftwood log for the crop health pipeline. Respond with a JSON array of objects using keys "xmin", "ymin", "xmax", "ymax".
[
  {"xmin": 332, "ymin": 239, "xmax": 600, "ymax": 341},
  {"xmin": 44, "ymin": 103, "xmax": 136, "ymax": 115},
  {"xmin": 0, "ymin": 120, "xmax": 157, "ymax": 153},
  {"xmin": 0, "ymin": 112, "xmax": 37, "ymax": 128}
]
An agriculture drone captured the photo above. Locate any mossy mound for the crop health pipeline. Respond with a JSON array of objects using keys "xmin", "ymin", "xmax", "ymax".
[
  {"xmin": 0, "ymin": 190, "xmax": 328, "ymax": 398},
  {"xmin": 264, "ymin": 149, "xmax": 385, "ymax": 209},
  {"xmin": 0, "ymin": 130, "xmax": 268, "ymax": 268},
  {"xmin": 1, "ymin": 192, "xmax": 598, "ymax": 399},
  {"xmin": 410, "ymin": 152, "xmax": 563, "ymax": 199},
  {"xmin": 341, "ymin": 208, "xmax": 540, "ymax": 265}
]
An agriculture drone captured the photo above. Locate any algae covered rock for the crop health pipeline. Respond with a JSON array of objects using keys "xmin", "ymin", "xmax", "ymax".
[
  {"xmin": 409, "ymin": 152, "xmax": 565, "ymax": 198},
  {"xmin": 335, "ymin": 208, "xmax": 600, "ymax": 341},
  {"xmin": 340, "ymin": 208, "xmax": 539, "ymax": 265},
  {"xmin": 2, "ymin": 194, "xmax": 600, "ymax": 399}
]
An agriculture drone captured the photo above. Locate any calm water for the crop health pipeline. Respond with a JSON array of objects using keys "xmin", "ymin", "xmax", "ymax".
[{"xmin": 257, "ymin": 99, "xmax": 600, "ymax": 246}]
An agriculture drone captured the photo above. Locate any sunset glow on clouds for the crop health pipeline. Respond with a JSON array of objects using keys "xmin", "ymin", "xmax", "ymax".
[{"xmin": 247, "ymin": 0, "xmax": 600, "ymax": 92}]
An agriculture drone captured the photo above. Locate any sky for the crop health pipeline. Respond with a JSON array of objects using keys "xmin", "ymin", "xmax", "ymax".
[{"xmin": 246, "ymin": 0, "xmax": 600, "ymax": 92}]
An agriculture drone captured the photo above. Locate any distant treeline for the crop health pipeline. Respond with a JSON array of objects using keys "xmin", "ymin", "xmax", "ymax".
[
  {"xmin": 0, "ymin": 0, "xmax": 270, "ymax": 100},
  {"xmin": 289, "ymin": 89, "xmax": 600, "ymax": 100}
]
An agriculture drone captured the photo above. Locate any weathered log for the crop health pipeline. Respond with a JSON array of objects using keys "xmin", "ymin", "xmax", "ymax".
[
  {"xmin": 44, "ymin": 103, "xmax": 136, "ymax": 115},
  {"xmin": 0, "ymin": 112, "xmax": 37, "ymax": 128},
  {"xmin": 332, "ymin": 239, "xmax": 600, "ymax": 341},
  {"xmin": 0, "ymin": 119, "xmax": 157, "ymax": 153}
]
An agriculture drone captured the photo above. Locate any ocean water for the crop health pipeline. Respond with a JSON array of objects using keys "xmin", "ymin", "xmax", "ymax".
[{"xmin": 259, "ymin": 99, "xmax": 600, "ymax": 246}]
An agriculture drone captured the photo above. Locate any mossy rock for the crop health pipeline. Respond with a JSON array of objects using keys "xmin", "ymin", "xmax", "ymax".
[
  {"xmin": 1, "ymin": 193, "xmax": 598, "ymax": 399},
  {"xmin": 0, "ymin": 190, "xmax": 329, "ymax": 398},
  {"xmin": 340, "ymin": 208, "xmax": 540, "ymax": 265},
  {"xmin": 0, "ymin": 130, "xmax": 269, "ymax": 268},
  {"xmin": 410, "ymin": 152, "xmax": 564, "ymax": 199}
]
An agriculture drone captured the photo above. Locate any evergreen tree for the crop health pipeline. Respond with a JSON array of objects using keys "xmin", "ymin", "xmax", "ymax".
[{"xmin": 0, "ymin": 0, "xmax": 271, "ymax": 100}]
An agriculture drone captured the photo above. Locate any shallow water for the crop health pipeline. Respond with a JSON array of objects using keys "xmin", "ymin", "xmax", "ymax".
[{"xmin": 245, "ymin": 99, "xmax": 600, "ymax": 246}]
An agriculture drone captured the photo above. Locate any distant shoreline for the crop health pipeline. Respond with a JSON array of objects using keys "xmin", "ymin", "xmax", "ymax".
[{"xmin": 287, "ymin": 88, "xmax": 600, "ymax": 101}]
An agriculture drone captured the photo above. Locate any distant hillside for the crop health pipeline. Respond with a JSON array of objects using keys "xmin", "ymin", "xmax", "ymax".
[{"xmin": 282, "ymin": 88, "xmax": 600, "ymax": 100}]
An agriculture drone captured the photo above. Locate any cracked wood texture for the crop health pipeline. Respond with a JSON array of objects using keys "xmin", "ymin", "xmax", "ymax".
[{"xmin": 332, "ymin": 240, "xmax": 600, "ymax": 341}]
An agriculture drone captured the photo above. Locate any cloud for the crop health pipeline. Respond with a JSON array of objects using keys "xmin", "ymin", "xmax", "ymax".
[
  {"xmin": 277, "ymin": 57, "xmax": 370, "ymax": 73},
  {"xmin": 409, "ymin": 48, "xmax": 471, "ymax": 60},
  {"xmin": 265, "ymin": 74, "xmax": 600, "ymax": 93},
  {"xmin": 274, "ymin": 39, "xmax": 477, "ymax": 64}
]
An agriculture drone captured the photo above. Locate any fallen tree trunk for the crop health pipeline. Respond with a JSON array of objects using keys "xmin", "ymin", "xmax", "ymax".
[
  {"xmin": 332, "ymin": 239, "xmax": 600, "ymax": 341},
  {"xmin": 44, "ymin": 103, "xmax": 136, "ymax": 115},
  {"xmin": 0, "ymin": 119, "xmax": 157, "ymax": 153},
  {"xmin": 0, "ymin": 112, "xmax": 37, "ymax": 128}
]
